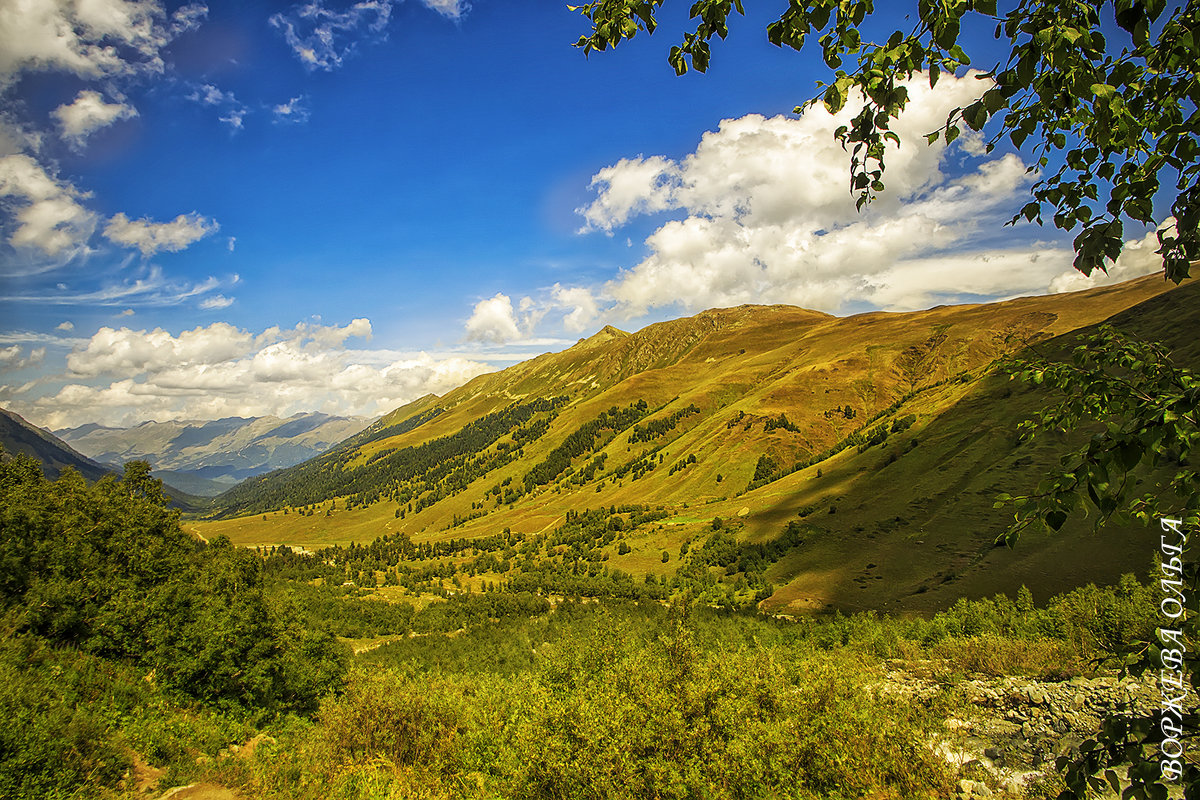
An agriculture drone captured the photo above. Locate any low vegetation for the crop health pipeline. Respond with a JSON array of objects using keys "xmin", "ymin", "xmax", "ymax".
[{"xmin": 0, "ymin": 451, "xmax": 1165, "ymax": 799}]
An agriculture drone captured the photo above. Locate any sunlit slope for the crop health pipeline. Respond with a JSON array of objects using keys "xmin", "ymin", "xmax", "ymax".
[{"xmin": 196, "ymin": 275, "xmax": 1188, "ymax": 611}]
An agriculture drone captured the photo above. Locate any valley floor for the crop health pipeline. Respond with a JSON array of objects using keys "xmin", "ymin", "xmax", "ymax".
[{"xmin": 14, "ymin": 584, "xmax": 1190, "ymax": 800}]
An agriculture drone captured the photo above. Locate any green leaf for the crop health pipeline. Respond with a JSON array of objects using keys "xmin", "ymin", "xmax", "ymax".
[
  {"xmin": 1115, "ymin": 441, "xmax": 1142, "ymax": 472},
  {"xmin": 932, "ymin": 18, "xmax": 960, "ymax": 51},
  {"xmin": 962, "ymin": 101, "xmax": 987, "ymax": 131}
]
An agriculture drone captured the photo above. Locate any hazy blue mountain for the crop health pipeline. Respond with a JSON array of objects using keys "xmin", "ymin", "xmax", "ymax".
[{"xmin": 57, "ymin": 413, "xmax": 371, "ymax": 496}]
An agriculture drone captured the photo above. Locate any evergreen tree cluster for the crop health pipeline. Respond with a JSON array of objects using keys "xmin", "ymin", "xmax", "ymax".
[
  {"xmin": 521, "ymin": 400, "xmax": 650, "ymax": 491},
  {"xmin": 628, "ymin": 403, "xmax": 700, "ymax": 443},
  {"xmin": 762, "ymin": 413, "xmax": 800, "ymax": 433},
  {"xmin": 214, "ymin": 397, "xmax": 566, "ymax": 518}
]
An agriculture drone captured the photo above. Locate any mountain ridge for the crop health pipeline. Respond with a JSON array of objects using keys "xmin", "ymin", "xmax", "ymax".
[
  {"xmin": 194, "ymin": 274, "xmax": 1191, "ymax": 614},
  {"xmin": 1, "ymin": 406, "xmax": 111, "ymax": 483},
  {"xmin": 0, "ymin": 406, "xmax": 210, "ymax": 512}
]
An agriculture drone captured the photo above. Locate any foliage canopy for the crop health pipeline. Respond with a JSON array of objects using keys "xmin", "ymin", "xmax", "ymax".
[
  {"xmin": 995, "ymin": 324, "xmax": 1200, "ymax": 795},
  {"xmin": 0, "ymin": 454, "xmax": 348, "ymax": 715}
]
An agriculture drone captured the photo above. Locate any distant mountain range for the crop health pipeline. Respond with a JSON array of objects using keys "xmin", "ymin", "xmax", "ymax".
[
  {"xmin": 0, "ymin": 407, "xmax": 211, "ymax": 511},
  {"xmin": 57, "ymin": 413, "xmax": 371, "ymax": 496},
  {"xmin": 195, "ymin": 274, "xmax": 1198, "ymax": 614}
]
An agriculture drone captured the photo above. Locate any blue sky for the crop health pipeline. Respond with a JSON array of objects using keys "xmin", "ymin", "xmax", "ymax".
[{"xmin": 0, "ymin": 1, "xmax": 1166, "ymax": 429}]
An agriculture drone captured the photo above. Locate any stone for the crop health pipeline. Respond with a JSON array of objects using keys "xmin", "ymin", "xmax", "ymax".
[{"xmin": 956, "ymin": 779, "xmax": 993, "ymax": 798}]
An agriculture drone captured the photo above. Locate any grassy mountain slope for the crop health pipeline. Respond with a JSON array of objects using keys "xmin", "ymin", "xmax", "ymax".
[{"xmin": 195, "ymin": 275, "xmax": 1190, "ymax": 613}]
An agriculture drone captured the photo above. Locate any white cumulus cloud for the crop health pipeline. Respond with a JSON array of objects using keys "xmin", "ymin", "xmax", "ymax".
[
  {"xmin": 562, "ymin": 71, "xmax": 1137, "ymax": 317},
  {"xmin": 22, "ymin": 318, "xmax": 495, "ymax": 428},
  {"xmin": 53, "ymin": 90, "xmax": 138, "ymax": 147},
  {"xmin": 67, "ymin": 322, "xmax": 257, "ymax": 377},
  {"xmin": 0, "ymin": 153, "xmax": 96, "ymax": 261},
  {"xmin": 0, "ymin": 0, "xmax": 206, "ymax": 87},
  {"xmin": 104, "ymin": 211, "xmax": 219, "ymax": 256},
  {"xmin": 0, "ymin": 344, "xmax": 46, "ymax": 371},
  {"xmin": 465, "ymin": 293, "xmax": 523, "ymax": 344},
  {"xmin": 552, "ymin": 284, "xmax": 600, "ymax": 333},
  {"xmin": 578, "ymin": 155, "xmax": 680, "ymax": 233},
  {"xmin": 1048, "ymin": 224, "xmax": 1168, "ymax": 294}
]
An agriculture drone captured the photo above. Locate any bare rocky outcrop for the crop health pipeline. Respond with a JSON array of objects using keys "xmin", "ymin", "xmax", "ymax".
[{"xmin": 882, "ymin": 665, "xmax": 1178, "ymax": 799}]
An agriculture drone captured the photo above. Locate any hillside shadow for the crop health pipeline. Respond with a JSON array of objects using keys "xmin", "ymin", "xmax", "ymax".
[{"xmin": 756, "ymin": 279, "xmax": 1200, "ymax": 615}]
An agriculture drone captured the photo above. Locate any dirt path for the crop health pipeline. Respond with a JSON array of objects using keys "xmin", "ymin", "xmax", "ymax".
[{"xmin": 155, "ymin": 784, "xmax": 241, "ymax": 800}]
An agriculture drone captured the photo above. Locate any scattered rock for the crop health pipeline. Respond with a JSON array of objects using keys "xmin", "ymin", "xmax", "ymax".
[{"xmin": 956, "ymin": 778, "xmax": 993, "ymax": 798}]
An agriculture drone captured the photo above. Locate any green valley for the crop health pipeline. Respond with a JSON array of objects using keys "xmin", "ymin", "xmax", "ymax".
[
  {"xmin": 196, "ymin": 274, "xmax": 1189, "ymax": 615},
  {"xmin": 5, "ymin": 275, "xmax": 1196, "ymax": 800}
]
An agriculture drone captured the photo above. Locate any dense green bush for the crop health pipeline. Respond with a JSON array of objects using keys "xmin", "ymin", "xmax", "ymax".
[
  {"xmin": 505, "ymin": 626, "xmax": 950, "ymax": 799},
  {"xmin": 321, "ymin": 668, "xmax": 464, "ymax": 768},
  {"xmin": 0, "ymin": 454, "xmax": 349, "ymax": 714},
  {"xmin": 0, "ymin": 633, "xmax": 253, "ymax": 800}
]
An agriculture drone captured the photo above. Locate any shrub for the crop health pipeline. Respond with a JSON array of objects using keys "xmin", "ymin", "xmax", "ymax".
[
  {"xmin": 505, "ymin": 624, "xmax": 953, "ymax": 799},
  {"xmin": 0, "ymin": 455, "xmax": 349, "ymax": 714},
  {"xmin": 320, "ymin": 668, "xmax": 463, "ymax": 768},
  {"xmin": 930, "ymin": 635, "xmax": 1081, "ymax": 679},
  {"xmin": 0, "ymin": 637, "xmax": 129, "ymax": 799}
]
